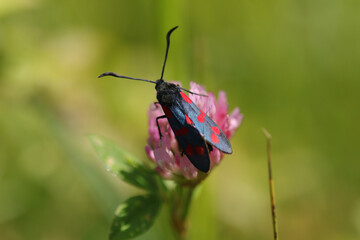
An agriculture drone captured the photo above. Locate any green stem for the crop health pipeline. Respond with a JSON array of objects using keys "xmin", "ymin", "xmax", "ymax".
[
  {"xmin": 171, "ymin": 185, "xmax": 195, "ymax": 239},
  {"xmin": 180, "ymin": 186, "xmax": 194, "ymax": 221}
]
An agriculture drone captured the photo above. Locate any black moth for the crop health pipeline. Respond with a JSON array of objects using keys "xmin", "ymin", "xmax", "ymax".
[{"xmin": 99, "ymin": 26, "xmax": 232, "ymax": 172}]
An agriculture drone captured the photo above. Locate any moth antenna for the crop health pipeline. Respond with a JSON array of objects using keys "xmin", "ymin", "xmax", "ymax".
[
  {"xmin": 180, "ymin": 87, "xmax": 208, "ymax": 97},
  {"xmin": 160, "ymin": 26, "xmax": 178, "ymax": 80},
  {"xmin": 98, "ymin": 72, "xmax": 156, "ymax": 84}
]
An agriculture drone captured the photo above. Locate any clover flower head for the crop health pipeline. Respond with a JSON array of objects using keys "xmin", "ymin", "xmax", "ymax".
[{"xmin": 145, "ymin": 82, "xmax": 242, "ymax": 180}]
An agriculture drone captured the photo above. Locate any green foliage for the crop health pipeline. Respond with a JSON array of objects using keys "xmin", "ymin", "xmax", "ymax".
[
  {"xmin": 89, "ymin": 134, "xmax": 159, "ymax": 192},
  {"xmin": 109, "ymin": 194, "xmax": 161, "ymax": 240},
  {"xmin": 89, "ymin": 135, "xmax": 164, "ymax": 239}
]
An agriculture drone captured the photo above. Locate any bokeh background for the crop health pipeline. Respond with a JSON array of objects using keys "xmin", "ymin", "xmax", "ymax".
[{"xmin": 1, "ymin": 0, "xmax": 360, "ymax": 239}]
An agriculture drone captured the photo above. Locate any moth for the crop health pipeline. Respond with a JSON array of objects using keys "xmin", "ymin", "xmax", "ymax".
[{"xmin": 99, "ymin": 26, "xmax": 232, "ymax": 172}]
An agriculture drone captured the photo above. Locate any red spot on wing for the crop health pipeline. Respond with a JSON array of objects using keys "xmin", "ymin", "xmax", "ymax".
[
  {"xmin": 185, "ymin": 114, "xmax": 193, "ymax": 125},
  {"xmin": 180, "ymin": 92, "xmax": 192, "ymax": 103},
  {"xmin": 195, "ymin": 146, "xmax": 205, "ymax": 155},
  {"xmin": 185, "ymin": 145, "xmax": 193, "ymax": 156},
  {"xmin": 197, "ymin": 114, "xmax": 205, "ymax": 123},
  {"xmin": 174, "ymin": 129, "xmax": 180, "ymax": 136},
  {"xmin": 179, "ymin": 127, "xmax": 189, "ymax": 135},
  {"xmin": 211, "ymin": 133, "xmax": 219, "ymax": 143},
  {"xmin": 197, "ymin": 110, "xmax": 206, "ymax": 123},
  {"xmin": 211, "ymin": 126, "xmax": 220, "ymax": 135},
  {"xmin": 162, "ymin": 105, "xmax": 172, "ymax": 118}
]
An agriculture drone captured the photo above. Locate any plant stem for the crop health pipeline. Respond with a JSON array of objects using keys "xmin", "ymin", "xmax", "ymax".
[
  {"xmin": 171, "ymin": 185, "xmax": 195, "ymax": 239},
  {"xmin": 262, "ymin": 128, "xmax": 279, "ymax": 240}
]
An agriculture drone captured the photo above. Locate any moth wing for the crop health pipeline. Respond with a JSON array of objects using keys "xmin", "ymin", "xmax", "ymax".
[
  {"xmin": 178, "ymin": 91, "xmax": 232, "ymax": 154},
  {"xmin": 161, "ymin": 104, "xmax": 210, "ymax": 172}
]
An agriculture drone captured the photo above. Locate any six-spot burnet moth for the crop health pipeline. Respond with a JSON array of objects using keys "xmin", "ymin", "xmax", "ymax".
[{"xmin": 99, "ymin": 26, "xmax": 232, "ymax": 172}]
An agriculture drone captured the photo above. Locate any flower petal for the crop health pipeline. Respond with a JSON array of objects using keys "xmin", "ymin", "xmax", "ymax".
[
  {"xmin": 227, "ymin": 107, "xmax": 243, "ymax": 138},
  {"xmin": 145, "ymin": 145, "xmax": 155, "ymax": 162},
  {"xmin": 155, "ymin": 166, "xmax": 173, "ymax": 179},
  {"xmin": 179, "ymin": 155, "xmax": 198, "ymax": 180},
  {"xmin": 189, "ymin": 82, "xmax": 208, "ymax": 110},
  {"xmin": 215, "ymin": 91, "xmax": 229, "ymax": 123},
  {"xmin": 205, "ymin": 92, "xmax": 217, "ymax": 118},
  {"xmin": 153, "ymin": 146, "xmax": 176, "ymax": 171},
  {"xmin": 210, "ymin": 149, "xmax": 221, "ymax": 166}
]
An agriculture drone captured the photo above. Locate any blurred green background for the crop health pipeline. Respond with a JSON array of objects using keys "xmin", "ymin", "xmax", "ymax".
[{"xmin": 1, "ymin": 0, "xmax": 359, "ymax": 239}]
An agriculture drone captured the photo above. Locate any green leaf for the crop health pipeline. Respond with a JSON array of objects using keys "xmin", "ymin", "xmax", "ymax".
[
  {"xmin": 88, "ymin": 134, "xmax": 159, "ymax": 191},
  {"xmin": 110, "ymin": 194, "xmax": 161, "ymax": 240}
]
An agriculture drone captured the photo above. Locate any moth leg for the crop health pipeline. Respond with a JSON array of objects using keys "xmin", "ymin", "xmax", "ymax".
[{"xmin": 156, "ymin": 115, "xmax": 167, "ymax": 139}]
